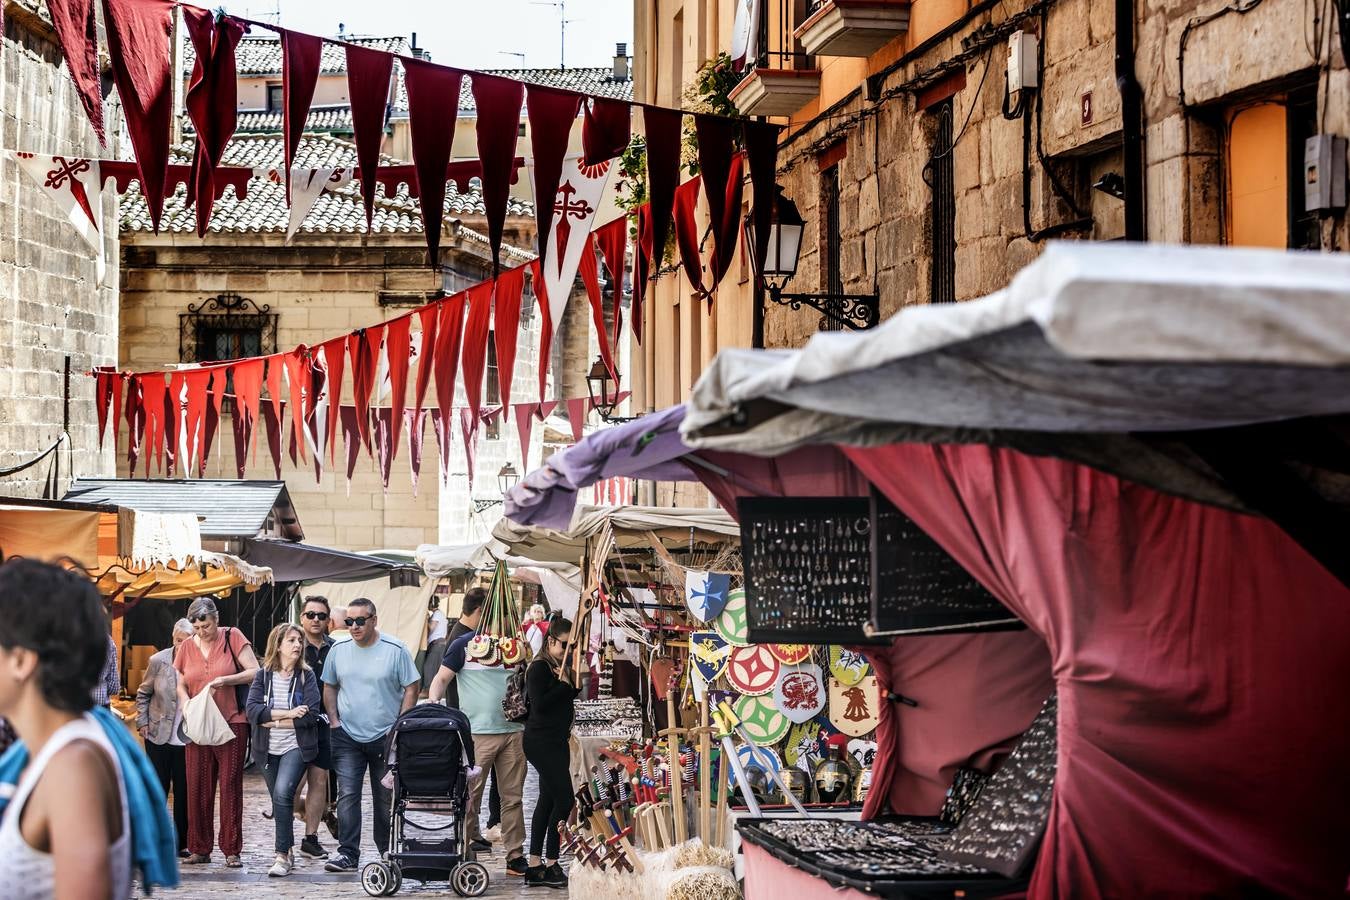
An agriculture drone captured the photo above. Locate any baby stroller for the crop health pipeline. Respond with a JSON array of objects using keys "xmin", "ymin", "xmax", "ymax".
[{"xmin": 360, "ymin": 704, "xmax": 488, "ymax": 898}]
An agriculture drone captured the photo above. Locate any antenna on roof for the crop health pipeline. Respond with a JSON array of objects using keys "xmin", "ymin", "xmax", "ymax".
[
  {"xmin": 498, "ymin": 51, "xmax": 526, "ymax": 66},
  {"xmin": 530, "ymin": 0, "xmax": 573, "ymax": 69}
]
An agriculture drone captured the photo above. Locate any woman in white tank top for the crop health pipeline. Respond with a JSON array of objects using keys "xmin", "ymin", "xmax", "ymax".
[{"xmin": 0, "ymin": 560, "xmax": 134, "ymax": 899}]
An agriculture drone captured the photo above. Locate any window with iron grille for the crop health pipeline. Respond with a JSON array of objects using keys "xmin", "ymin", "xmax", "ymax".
[
  {"xmin": 929, "ymin": 99, "xmax": 957, "ymax": 304},
  {"xmin": 820, "ymin": 165, "xmax": 843, "ymax": 332}
]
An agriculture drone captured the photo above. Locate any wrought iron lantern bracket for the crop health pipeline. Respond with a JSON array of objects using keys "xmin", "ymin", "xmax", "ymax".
[{"xmin": 766, "ymin": 285, "xmax": 880, "ymax": 331}]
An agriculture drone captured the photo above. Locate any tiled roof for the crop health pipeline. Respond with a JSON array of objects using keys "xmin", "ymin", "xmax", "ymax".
[
  {"xmin": 64, "ymin": 478, "xmax": 304, "ymax": 541},
  {"xmin": 185, "ymin": 34, "xmax": 410, "ymax": 77},
  {"xmin": 394, "ymin": 67, "xmax": 634, "ymax": 113},
  {"xmin": 119, "ymin": 132, "xmax": 535, "ymax": 241},
  {"xmin": 233, "ymin": 106, "xmax": 355, "ymax": 134}
]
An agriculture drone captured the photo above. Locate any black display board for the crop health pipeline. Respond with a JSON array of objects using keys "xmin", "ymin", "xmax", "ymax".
[
  {"xmin": 739, "ymin": 496, "xmax": 887, "ymax": 645},
  {"xmin": 869, "ymin": 489, "xmax": 1023, "ymax": 635}
]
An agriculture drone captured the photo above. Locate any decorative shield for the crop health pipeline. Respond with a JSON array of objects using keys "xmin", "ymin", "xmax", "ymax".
[
  {"xmin": 713, "ymin": 588, "xmax": 750, "ymax": 647},
  {"xmin": 690, "ymin": 631, "xmax": 731, "ymax": 684},
  {"xmin": 828, "ymin": 645, "xmax": 871, "ymax": 686},
  {"xmin": 685, "ymin": 570, "xmax": 732, "ymax": 623},
  {"xmin": 739, "ymin": 739, "xmax": 783, "ymax": 777},
  {"xmin": 828, "ymin": 675, "xmax": 881, "ymax": 737},
  {"xmin": 783, "ymin": 717, "xmax": 837, "ymax": 770},
  {"xmin": 772, "ymin": 663, "xmax": 826, "ymax": 724},
  {"xmin": 769, "ymin": 643, "xmax": 812, "ymax": 665},
  {"xmin": 727, "ymin": 644, "xmax": 780, "ymax": 696},
  {"xmin": 847, "ymin": 738, "xmax": 879, "ymax": 770},
  {"xmin": 733, "ymin": 694, "xmax": 790, "ymax": 747},
  {"xmin": 650, "ymin": 656, "xmax": 679, "ymax": 700}
]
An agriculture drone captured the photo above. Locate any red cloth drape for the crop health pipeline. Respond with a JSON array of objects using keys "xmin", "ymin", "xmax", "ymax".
[
  {"xmin": 582, "ymin": 97, "xmax": 631, "ymax": 165},
  {"xmin": 279, "ymin": 29, "xmax": 321, "ymax": 204},
  {"xmin": 101, "ymin": 0, "xmax": 175, "ymax": 231},
  {"xmin": 843, "ymin": 443, "xmax": 1350, "ymax": 897},
  {"xmin": 48, "ymin": 0, "xmax": 106, "ymax": 144},
  {"xmin": 181, "ymin": 9, "xmax": 244, "ymax": 237},
  {"xmin": 345, "ymin": 44, "xmax": 394, "ymax": 228},
  {"xmin": 403, "ymin": 59, "xmax": 465, "ymax": 264},
  {"xmin": 470, "ymin": 74, "xmax": 524, "ymax": 274}
]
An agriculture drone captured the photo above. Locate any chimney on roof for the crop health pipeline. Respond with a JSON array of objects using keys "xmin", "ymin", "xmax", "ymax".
[
  {"xmin": 337, "ymin": 22, "xmax": 346, "ymax": 39},
  {"xmin": 613, "ymin": 42, "xmax": 629, "ymax": 81},
  {"xmin": 411, "ymin": 32, "xmax": 427, "ymax": 60}
]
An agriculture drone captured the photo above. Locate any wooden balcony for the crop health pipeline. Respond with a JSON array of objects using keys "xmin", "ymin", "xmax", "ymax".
[
  {"xmin": 794, "ymin": 0, "xmax": 910, "ymax": 57},
  {"xmin": 728, "ymin": 67, "xmax": 823, "ymax": 117}
]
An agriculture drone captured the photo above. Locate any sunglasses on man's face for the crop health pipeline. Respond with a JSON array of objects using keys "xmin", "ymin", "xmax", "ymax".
[
  {"xmin": 345, "ymin": 616, "xmax": 372, "ymax": 628},
  {"xmin": 302, "ymin": 611, "xmax": 329, "ymax": 621}
]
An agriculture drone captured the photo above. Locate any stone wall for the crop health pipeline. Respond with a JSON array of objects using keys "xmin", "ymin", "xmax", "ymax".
[{"xmin": 0, "ymin": 4, "xmax": 120, "ymax": 500}]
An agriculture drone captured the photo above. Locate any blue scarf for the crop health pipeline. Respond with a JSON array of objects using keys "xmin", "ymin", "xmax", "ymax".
[{"xmin": 0, "ymin": 707, "xmax": 180, "ymax": 892}]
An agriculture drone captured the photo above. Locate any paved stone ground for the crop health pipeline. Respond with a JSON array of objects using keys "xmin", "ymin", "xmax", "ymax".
[{"xmin": 156, "ymin": 766, "xmax": 550, "ymax": 899}]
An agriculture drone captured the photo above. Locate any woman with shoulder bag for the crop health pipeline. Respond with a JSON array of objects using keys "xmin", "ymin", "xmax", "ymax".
[
  {"xmin": 173, "ymin": 597, "xmax": 259, "ymax": 867},
  {"xmin": 247, "ymin": 624, "xmax": 322, "ymax": 877},
  {"xmin": 522, "ymin": 616, "xmax": 584, "ymax": 889}
]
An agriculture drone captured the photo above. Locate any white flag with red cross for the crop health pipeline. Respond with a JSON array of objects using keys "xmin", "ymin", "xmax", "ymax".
[
  {"xmin": 13, "ymin": 152, "xmax": 105, "ymax": 283},
  {"xmin": 531, "ymin": 156, "xmax": 612, "ymax": 337}
]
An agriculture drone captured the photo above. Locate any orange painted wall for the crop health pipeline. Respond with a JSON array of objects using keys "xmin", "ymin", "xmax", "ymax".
[{"xmin": 1227, "ymin": 102, "xmax": 1288, "ymax": 248}]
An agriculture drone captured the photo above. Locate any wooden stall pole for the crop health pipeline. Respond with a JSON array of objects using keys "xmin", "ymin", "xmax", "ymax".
[
  {"xmin": 698, "ymin": 695, "xmax": 713, "ymax": 842},
  {"xmin": 659, "ymin": 667, "xmax": 688, "ymax": 845}
]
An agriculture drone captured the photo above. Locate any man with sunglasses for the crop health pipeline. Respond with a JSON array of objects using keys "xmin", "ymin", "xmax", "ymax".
[
  {"xmin": 320, "ymin": 598, "xmax": 420, "ymax": 872},
  {"xmin": 295, "ymin": 596, "xmax": 337, "ymax": 858}
]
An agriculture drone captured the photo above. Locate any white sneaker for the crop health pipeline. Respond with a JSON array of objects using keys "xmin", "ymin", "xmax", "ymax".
[
  {"xmin": 484, "ymin": 825, "xmax": 503, "ymax": 843},
  {"xmin": 268, "ymin": 852, "xmax": 292, "ymax": 877}
]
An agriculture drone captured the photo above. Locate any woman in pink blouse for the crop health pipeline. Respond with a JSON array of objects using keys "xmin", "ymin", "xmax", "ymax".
[{"xmin": 173, "ymin": 597, "xmax": 259, "ymax": 867}]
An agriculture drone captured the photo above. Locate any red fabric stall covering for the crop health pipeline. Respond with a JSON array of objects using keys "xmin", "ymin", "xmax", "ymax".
[
  {"xmin": 843, "ymin": 443, "xmax": 1350, "ymax": 898},
  {"xmin": 691, "ymin": 445, "xmax": 1054, "ymax": 816}
]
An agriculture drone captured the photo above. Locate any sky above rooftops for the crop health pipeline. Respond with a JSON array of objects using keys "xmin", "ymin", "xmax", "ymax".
[{"xmin": 220, "ymin": 0, "xmax": 634, "ymax": 71}]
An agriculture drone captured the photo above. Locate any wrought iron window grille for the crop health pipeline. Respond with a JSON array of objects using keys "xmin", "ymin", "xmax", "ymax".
[{"xmin": 179, "ymin": 292, "xmax": 278, "ymax": 363}]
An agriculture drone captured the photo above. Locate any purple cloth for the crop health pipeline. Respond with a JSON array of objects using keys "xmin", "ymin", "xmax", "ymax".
[{"xmin": 502, "ymin": 404, "xmax": 697, "ymax": 529}]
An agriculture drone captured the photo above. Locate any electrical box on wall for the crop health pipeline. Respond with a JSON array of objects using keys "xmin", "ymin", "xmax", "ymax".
[
  {"xmin": 1305, "ymin": 134, "xmax": 1347, "ymax": 212},
  {"xmin": 1007, "ymin": 31, "xmax": 1039, "ymax": 92}
]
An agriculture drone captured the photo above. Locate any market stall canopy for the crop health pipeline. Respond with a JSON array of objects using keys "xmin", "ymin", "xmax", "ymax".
[
  {"xmin": 491, "ymin": 504, "xmax": 739, "ymax": 564},
  {"xmin": 240, "ymin": 538, "xmax": 422, "ymax": 587},
  {"xmin": 0, "ymin": 499, "xmax": 111, "ymax": 564},
  {"xmin": 95, "ymin": 550, "xmax": 272, "ymax": 601},
  {"xmin": 414, "ymin": 541, "xmax": 584, "ymax": 616},
  {"xmin": 64, "ymin": 479, "xmax": 303, "ymax": 541}
]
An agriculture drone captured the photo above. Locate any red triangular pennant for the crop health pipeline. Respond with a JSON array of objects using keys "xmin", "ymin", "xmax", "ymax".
[
  {"xmin": 123, "ymin": 375, "xmax": 144, "ymax": 476},
  {"xmin": 745, "ymin": 121, "xmax": 781, "ymax": 280},
  {"xmin": 579, "ymin": 235, "xmax": 617, "ymax": 382},
  {"xmin": 282, "ymin": 349, "xmax": 312, "ymax": 464},
  {"xmin": 408, "ymin": 410, "xmax": 428, "ymax": 497},
  {"xmin": 643, "ymin": 106, "xmax": 684, "ymax": 283},
  {"xmin": 538, "ymin": 400, "xmax": 559, "ymax": 421},
  {"xmin": 583, "ymin": 97, "xmax": 631, "ymax": 165},
  {"xmin": 566, "ymin": 397, "xmax": 587, "ymax": 444},
  {"xmin": 140, "ymin": 373, "xmax": 167, "ymax": 475},
  {"xmin": 493, "ymin": 267, "xmax": 525, "ymax": 408},
  {"xmin": 101, "ymin": 0, "xmax": 175, "ymax": 231},
  {"xmin": 47, "ymin": 0, "xmax": 106, "ymax": 144},
  {"xmin": 594, "ymin": 216, "xmax": 628, "ymax": 351},
  {"xmin": 95, "ymin": 367, "xmax": 115, "ymax": 451},
  {"xmin": 372, "ymin": 407, "xmax": 396, "ymax": 492},
  {"xmin": 109, "ymin": 371, "xmax": 126, "ymax": 454},
  {"xmin": 260, "ymin": 399, "xmax": 283, "ymax": 479},
  {"xmin": 526, "ymin": 84, "xmax": 583, "ymax": 275},
  {"xmin": 230, "ymin": 358, "xmax": 265, "ymax": 475},
  {"xmin": 201, "ymin": 368, "xmax": 226, "ymax": 477},
  {"xmin": 403, "ymin": 58, "xmax": 465, "ymax": 265},
  {"xmin": 345, "ymin": 44, "xmax": 394, "ymax": 228},
  {"xmin": 384, "ymin": 315, "xmax": 412, "ymax": 466},
  {"xmin": 183, "ymin": 369, "xmax": 211, "ymax": 476},
  {"xmin": 460, "ymin": 281, "xmax": 494, "ymax": 421},
  {"xmin": 182, "ymin": 9, "xmax": 245, "ymax": 237},
  {"xmin": 348, "ymin": 326, "xmax": 383, "ymax": 453},
  {"xmin": 280, "ymin": 29, "xmax": 322, "ymax": 205},
  {"xmin": 470, "ymin": 73, "xmax": 524, "ymax": 274},
  {"xmin": 431, "ymin": 409, "xmax": 451, "ymax": 486},
  {"xmin": 534, "ymin": 262, "xmax": 554, "ymax": 404},
  {"xmin": 673, "ymin": 175, "xmax": 708, "ymax": 297},
  {"xmin": 633, "ymin": 204, "xmax": 652, "ymax": 344},
  {"xmin": 513, "ymin": 403, "xmax": 536, "ymax": 472},
  {"xmin": 433, "ymin": 292, "xmax": 467, "ymax": 461},
  {"xmin": 459, "ymin": 407, "xmax": 479, "ymax": 485},
  {"xmin": 695, "ymin": 117, "xmax": 744, "ymax": 288},
  {"xmin": 413, "ymin": 304, "xmax": 440, "ymax": 426},
  {"xmin": 264, "ymin": 355, "xmax": 285, "ymax": 433},
  {"xmin": 320, "ymin": 337, "xmax": 346, "ymax": 466},
  {"xmin": 340, "ymin": 405, "xmax": 362, "ymax": 485}
]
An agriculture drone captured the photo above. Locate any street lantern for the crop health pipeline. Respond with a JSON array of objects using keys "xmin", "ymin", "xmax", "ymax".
[
  {"xmin": 497, "ymin": 462, "xmax": 519, "ymax": 495},
  {"xmin": 746, "ymin": 183, "xmax": 879, "ymax": 331},
  {"xmin": 745, "ymin": 185, "xmax": 805, "ymax": 288},
  {"xmin": 585, "ymin": 356, "xmax": 639, "ymax": 424}
]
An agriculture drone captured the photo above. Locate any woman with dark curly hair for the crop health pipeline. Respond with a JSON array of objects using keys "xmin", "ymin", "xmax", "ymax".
[{"xmin": 0, "ymin": 559, "xmax": 132, "ymax": 899}]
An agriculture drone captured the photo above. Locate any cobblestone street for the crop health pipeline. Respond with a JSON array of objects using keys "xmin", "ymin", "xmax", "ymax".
[{"xmin": 158, "ymin": 767, "xmax": 545, "ymax": 899}]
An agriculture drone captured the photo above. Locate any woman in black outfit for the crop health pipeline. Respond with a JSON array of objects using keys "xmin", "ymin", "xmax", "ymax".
[{"xmin": 523, "ymin": 616, "xmax": 583, "ymax": 889}]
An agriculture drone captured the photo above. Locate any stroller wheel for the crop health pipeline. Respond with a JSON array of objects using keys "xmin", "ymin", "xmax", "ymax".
[
  {"xmin": 451, "ymin": 861, "xmax": 490, "ymax": 897},
  {"xmin": 361, "ymin": 861, "xmax": 394, "ymax": 897},
  {"xmin": 387, "ymin": 863, "xmax": 403, "ymax": 895}
]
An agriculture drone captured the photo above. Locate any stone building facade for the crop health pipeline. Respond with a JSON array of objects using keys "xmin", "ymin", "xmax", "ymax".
[
  {"xmin": 632, "ymin": 0, "xmax": 1350, "ymax": 404},
  {"xmin": 0, "ymin": 1, "xmax": 119, "ymax": 500}
]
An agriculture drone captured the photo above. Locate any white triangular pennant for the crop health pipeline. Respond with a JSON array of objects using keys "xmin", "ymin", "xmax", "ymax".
[
  {"xmin": 530, "ymin": 156, "xmax": 612, "ymax": 338},
  {"xmin": 283, "ymin": 166, "xmax": 352, "ymax": 242},
  {"xmin": 14, "ymin": 152, "xmax": 105, "ymax": 283}
]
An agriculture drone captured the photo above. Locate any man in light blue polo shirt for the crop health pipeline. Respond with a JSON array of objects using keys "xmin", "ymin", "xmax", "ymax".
[
  {"xmin": 320, "ymin": 597, "xmax": 419, "ymax": 871},
  {"xmin": 430, "ymin": 631, "xmax": 528, "ymax": 878}
]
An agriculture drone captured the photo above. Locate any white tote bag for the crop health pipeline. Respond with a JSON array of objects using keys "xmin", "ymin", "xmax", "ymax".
[{"xmin": 182, "ymin": 688, "xmax": 235, "ymax": 746}]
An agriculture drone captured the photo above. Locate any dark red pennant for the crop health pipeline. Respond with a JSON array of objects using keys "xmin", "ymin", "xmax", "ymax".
[
  {"xmin": 408, "ymin": 410, "xmax": 428, "ymax": 497},
  {"xmin": 403, "ymin": 59, "xmax": 465, "ymax": 265},
  {"xmin": 182, "ymin": 9, "xmax": 245, "ymax": 237},
  {"xmin": 412, "ymin": 304, "xmax": 439, "ymax": 426},
  {"xmin": 470, "ymin": 74, "xmax": 525, "ymax": 274},
  {"xmin": 260, "ymin": 400, "xmax": 283, "ymax": 479},
  {"xmin": 372, "ymin": 408, "xmax": 395, "ymax": 492},
  {"xmin": 164, "ymin": 372, "xmax": 183, "ymax": 477},
  {"xmin": 282, "ymin": 349, "xmax": 311, "ymax": 464},
  {"xmin": 526, "ymin": 84, "xmax": 583, "ymax": 274},
  {"xmin": 633, "ymin": 204, "xmax": 652, "ymax": 344},
  {"xmin": 264, "ymin": 355, "xmax": 285, "ymax": 436},
  {"xmin": 493, "ymin": 267, "xmax": 526, "ymax": 410},
  {"xmin": 566, "ymin": 397, "xmax": 587, "ymax": 444},
  {"xmin": 384, "ymin": 315, "xmax": 413, "ymax": 466},
  {"xmin": 140, "ymin": 373, "xmax": 166, "ymax": 475},
  {"xmin": 183, "ymin": 369, "xmax": 210, "ymax": 476},
  {"xmin": 513, "ymin": 403, "xmax": 536, "ymax": 471},
  {"xmin": 643, "ymin": 105, "xmax": 684, "ymax": 281},
  {"xmin": 460, "ymin": 281, "xmax": 494, "ymax": 421},
  {"xmin": 280, "ymin": 29, "xmax": 322, "ymax": 204},
  {"xmin": 694, "ymin": 116, "xmax": 744, "ymax": 288},
  {"xmin": 593, "ymin": 216, "xmax": 628, "ymax": 352},
  {"xmin": 340, "ymin": 406, "xmax": 362, "ymax": 483},
  {"xmin": 430, "ymin": 409, "xmax": 451, "ymax": 485},
  {"xmin": 583, "ymin": 97, "xmax": 631, "ymax": 165},
  {"xmin": 124, "ymin": 375, "xmax": 143, "ymax": 476},
  {"xmin": 110, "ymin": 372, "xmax": 126, "ymax": 454},
  {"xmin": 433, "ymin": 292, "xmax": 467, "ymax": 458},
  {"xmin": 320, "ymin": 337, "xmax": 346, "ymax": 466},
  {"xmin": 101, "ymin": 0, "xmax": 175, "ymax": 231},
  {"xmin": 673, "ymin": 175, "xmax": 708, "ymax": 297},
  {"xmin": 345, "ymin": 44, "xmax": 395, "ymax": 229},
  {"xmin": 744, "ymin": 120, "xmax": 781, "ymax": 280},
  {"xmin": 538, "ymin": 399, "xmax": 559, "ymax": 421},
  {"xmin": 95, "ymin": 367, "xmax": 115, "ymax": 450},
  {"xmin": 578, "ymin": 235, "xmax": 617, "ymax": 382},
  {"xmin": 459, "ymin": 407, "xmax": 478, "ymax": 484},
  {"xmin": 230, "ymin": 358, "xmax": 265, "ymax": 471},
  {"xmin": 47, "ymin": 0, "xmax": 106, "ymax": 144},
  {"xmin": 348, "ymin": 325, "xmax": 383, "ymax": 453},
  {"xmin": 532, "ymin": 262, "xmax": 553, "ymax": 403},
  {"xmin": 201, "ymin": 368, "xmax": 226, "ymax": 477}
]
